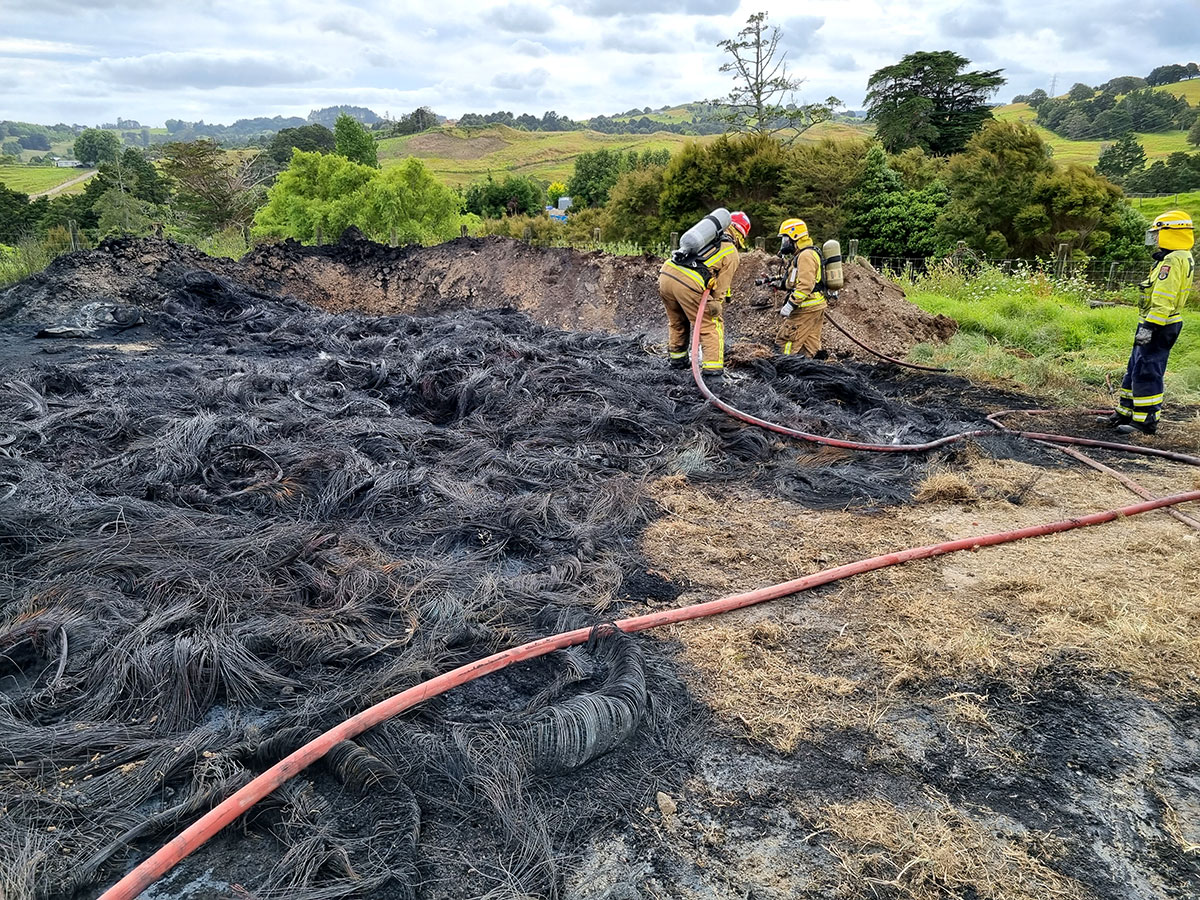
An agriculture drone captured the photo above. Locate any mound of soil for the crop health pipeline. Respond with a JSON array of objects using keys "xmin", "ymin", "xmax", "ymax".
[{"xmin": 1, "ymin": 234, "xmax": 956, "ymax": 363}]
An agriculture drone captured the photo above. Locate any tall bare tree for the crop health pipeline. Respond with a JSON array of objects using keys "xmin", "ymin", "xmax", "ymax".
[{"xmin": 714, "ymin": 12, "xmax": 840, "ymax": 142}]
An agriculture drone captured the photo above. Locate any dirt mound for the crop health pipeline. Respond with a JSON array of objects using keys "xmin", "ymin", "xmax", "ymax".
[{"xmin": 1, "ymin": 235, "xmax": 955, "ymax": 364}]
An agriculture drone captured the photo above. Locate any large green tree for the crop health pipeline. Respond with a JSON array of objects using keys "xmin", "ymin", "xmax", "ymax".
[
  {"xmin": 333, "ymin": 113, "xmax": 379, "ymax": 168},
  {"xmin": 567, "ymin": 149, "xmax": 625, "ymax": 207},
  {"xmin": 73, "ymin": 128, "xmax": 121, "ymax": 166},
  {"xmin": 267, "ymin": 124, "xmax": 336, "ymax": 167},
  {"xmin": 463, "ymin": 174, "xmax": 545, "ymax": 219},
  {"xmin": 254, "ymin": 151, "xmax": 463, "ymax": 245},
  {"xmin": 938, "ymin": 120, "xmax": 1123, "ymax": 258},
  {"xmin": 846, "ymin": 144, "xmax": 948, "ymax": 258},
  {"xmin": 865, "ymin": 51, "xmax": 1005, "ymax": 155},
  {"xmin": 160, "ymin": 140, "xmax": 268, "ymax": 234},
  {"xmin": 713, "ymin": 12, "xmax": 840, "ymax": 142},
  {"xmin": 1095, "ymin": 134, "xmax": 1146, "ymax": 181}
]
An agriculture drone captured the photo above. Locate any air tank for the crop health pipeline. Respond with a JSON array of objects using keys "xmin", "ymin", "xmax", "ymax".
[
  {"xmin": 676, "ymin": 208, "xmax": 731, "ymax": 258},
  {"xmin": 822, "ymin": 239, "xmax": 844, "ymax": 290}
]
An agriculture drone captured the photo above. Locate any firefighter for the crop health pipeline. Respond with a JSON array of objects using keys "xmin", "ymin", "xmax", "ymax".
[
  {"xmin": 658, "ymin": 211, "xmax": 751, "ymax": 380},
  {"xmin": 1098, "ymin": 209, "xmax": 1193, "ymax": 435},
  {"xmin": 775, "ymin": 218, "xmax": 826, "ymax": 357}
]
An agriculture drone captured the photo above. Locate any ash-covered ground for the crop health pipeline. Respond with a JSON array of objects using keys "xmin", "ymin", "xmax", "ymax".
[{"xmin": 0, "ymin": 236, "xmax": 1196, "ymax": 900}]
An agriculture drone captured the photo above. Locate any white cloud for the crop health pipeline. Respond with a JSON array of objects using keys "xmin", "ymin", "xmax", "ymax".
[
  {"xmin": 513, "ymin": 39, "xmax": 551, "ymax": 57},
  {"xmin": 492, "ymin": 67, "xmax": 550, "ymax": 91},
  {"xmin": 484, "ymin": 3, "xmax": 554, "ymax": 33},
  {"xmin": 94, "ymin": 51, "xmax": 327, "ymax": 89},
  {"xmin": 0, "ymin": 37, "xmax": 91, "ymax": 55}
]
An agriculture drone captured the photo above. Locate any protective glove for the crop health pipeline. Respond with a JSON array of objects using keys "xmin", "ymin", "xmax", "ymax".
[
  {"xmin": 779, "ymin": 299, "xmax": 797, "ymax": 317},
  {"xmin": 1134, "ymin": 324, "xmax": 1154, "ymax": 346}
]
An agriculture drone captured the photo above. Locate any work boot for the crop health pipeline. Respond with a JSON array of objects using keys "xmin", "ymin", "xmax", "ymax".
[
  {"xmin": 1095, "ymin": 411, "xmax": 1125, "ymax": 427},
  {"xmin": 1116, "ymin": 414, "xmax": 1158, "ymax": 436},
  {"xmin": 669, "ymin": 356, "xmax": 690, "ymax": 371}
]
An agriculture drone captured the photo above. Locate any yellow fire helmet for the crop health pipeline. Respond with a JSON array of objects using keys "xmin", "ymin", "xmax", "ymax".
[
  {"xmin": 1146, "ymin": 209, "xmax": 1194, "ymax": 251},
  {"xmin": 778, "ymin": 218, "xmax": 809, "ymax": 243}
]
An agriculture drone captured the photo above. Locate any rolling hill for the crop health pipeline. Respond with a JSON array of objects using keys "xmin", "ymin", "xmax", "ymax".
[{"xmin": 378, "ymin": 120, "xmax": 874, "ymax": 187}]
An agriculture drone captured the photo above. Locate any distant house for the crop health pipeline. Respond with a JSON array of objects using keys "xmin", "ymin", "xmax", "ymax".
[{"xmin": 54, "ymin": 158, "xmax": 84, "ymax": 168}]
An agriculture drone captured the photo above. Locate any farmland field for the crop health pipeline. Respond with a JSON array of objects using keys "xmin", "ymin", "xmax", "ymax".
[
  {"xmin": 0, "ymin": 165, "xmax": 95, "ymax": 194},
  {"xmin": 992, "ymin": 102, "xmax": 1193, "ymax": 164}
]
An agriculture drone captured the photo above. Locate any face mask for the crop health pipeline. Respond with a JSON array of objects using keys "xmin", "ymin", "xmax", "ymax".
[
  {"xmin": 1145, "ymin": 229, "xmax": 1158, "ymax": 247},
  {"xmin": 780, "ymin": 236, "xmax": 795, "ymax": 255}
]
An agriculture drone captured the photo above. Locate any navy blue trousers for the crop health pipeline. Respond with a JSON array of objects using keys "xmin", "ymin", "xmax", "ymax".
[{"xmin": 1118, "ymin": 321, "xmax": 1182, "ymax": 423}]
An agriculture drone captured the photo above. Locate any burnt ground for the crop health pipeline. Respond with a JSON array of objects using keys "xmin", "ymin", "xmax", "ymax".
[{"xmin": 0, "ymin": 236, "xmax": 1197, "ymax": 900}]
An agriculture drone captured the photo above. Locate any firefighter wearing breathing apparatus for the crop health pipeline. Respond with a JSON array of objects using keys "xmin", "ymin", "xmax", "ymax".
[
  {"xmin": 775, "ymin": 218, "xmax": 827, "ymax": 357},
  {"xmin": 1098, "ymin": 209, "xmax": 1194, "ymax": 435},
  {"xmin": 658, "ymin": 210, "xmax": 751, "ymax": 380}
]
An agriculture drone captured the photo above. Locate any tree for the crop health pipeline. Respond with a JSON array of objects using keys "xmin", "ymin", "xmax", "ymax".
[
  {"xmin": 160, "ymin": 140, "xmax": 269, "ymax": 234},
  {"xmin": 546, "ymin": 181, "xmax": 567, "ymax": 206},
  {"xmin": 567, "ymin": 149, "xmax": 625, "ymax": 207},
  {"xmin": 1098, "ymin": 76, "xmax": 1146, "ymax": 94},
  {"xmin": 1189, "ymin": 117, "xmax": 1200, "ymax": 148},
  {"xmin": 1068, "ymin": 82, "xmax": 1094, "ymax": 101},
  {"xmin": 253, "ymin": 151, "xmax": 463, "ymax": 245},
  {"xmin": 463, "ymin": 174, "xmax": 545, "ymax": 218},
  {"xmin": 73, "ymin": 129, "xmax": 121, "ymax": 166},
  {"xmin": 713, "ymin": 12, "xmax": 840, "ymax": 141},
  {"xmin": 1095, "ymin": 134, "xmax": 1146, "ymax": 181},
  {"xmin": 19, "ymin": 133, "xmax": 50, "ymax": 151},
  {"xmin": 1026, "ymin": 88, "xmax": 1049, "ymax": 109},
  {"xmin": 333, "ymin": 113, "xmax": 379, "ymax": 168},
  {"xmin": 604, "ymin": 165, "xmax": 669, "ymax": 246},
  {"xmin": 865, "ymin": 51, "xmax": 1006, "ymax": 155},
  {"xmin": 938, "ymin": 120, "xmax": 1122, "ymax": 258},
  {"xmin": 267, "ymin": 124, "xmax": 335, "ymax": 167},
  {"xmin": 845, "ymin": 144, "xmax": 949, "ymax": 257},
  {"xmin": 1, "ymin": 140, "xmax": 20, "ymax": 157}
]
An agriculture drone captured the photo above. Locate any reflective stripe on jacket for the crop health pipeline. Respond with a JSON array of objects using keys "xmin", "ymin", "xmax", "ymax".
[{"xmin": 789, "ymin": 244, "xmax": 826, "ymax": 310}]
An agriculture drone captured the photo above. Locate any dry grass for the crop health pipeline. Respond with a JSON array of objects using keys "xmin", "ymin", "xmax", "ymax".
[
  {"xmin": 813, "ymin": 798, "xmax": 1087, "ymax": 900},
  {"xmin": 643, "ymin": 457, "xmax": 1200, "ymax": 749}
]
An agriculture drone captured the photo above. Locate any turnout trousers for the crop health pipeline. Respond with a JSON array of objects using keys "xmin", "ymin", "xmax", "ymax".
[
  {"xmin": 776, "ymin": 305, "xmax": 825, "ymax": 357},
  {"xmin": 1117, "ymin": 321, "xmax": 1182, "ymax": 425},
  {"xmin": 658, "ymin": 272, "xmax": 725, "ymax": 375}
]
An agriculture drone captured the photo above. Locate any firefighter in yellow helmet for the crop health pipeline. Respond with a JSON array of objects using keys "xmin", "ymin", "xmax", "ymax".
[
  {"xmin": 775, "ymin": 218, "xmax": 827, "ymax": 357},
  {"xmin": 658, "ymin": 211, "xmax": 750, "ymax": 380},
  {"xmin": 1098, "ymin": 209, "xmax": 1194, "ymax": 435}
]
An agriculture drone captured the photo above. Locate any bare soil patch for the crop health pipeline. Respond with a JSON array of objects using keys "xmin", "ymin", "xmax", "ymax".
[{"xmin": 404, "ymin": 132, "xmax": 510, "ymax": 159}]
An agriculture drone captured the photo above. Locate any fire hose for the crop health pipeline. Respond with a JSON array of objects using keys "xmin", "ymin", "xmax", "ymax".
[
  {"xmin": 694, "ymin": 291, "xmax": 1200, "ymax": 466},
  {"xmin": 98, "ymin": 486, "xmax": 1200, "ymax": 900}
]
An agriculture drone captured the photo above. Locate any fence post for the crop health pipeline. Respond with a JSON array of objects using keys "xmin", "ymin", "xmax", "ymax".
[
  {"xmin": 68, "ymin": 219, "xmax": 80, "ymax": 252},
  {"xmin": 460, "ymin": 224, "xmax": 469, "ymax": 239},
  {"xmin": 1106, "ymin": 262, "xmax": 1118, "ymax": 292},
  {"xmin": 754, "ymin": 236, "xmax": 765, "ymax": 251},
  {"xmin": 390, "ymin": 227, "xmax": 398, "ymax": 248},
  {"xmin": 670, "ymin": 232, "xmax": 679, "ymax": 252},
  {"xmin": 847, "ymin": 239, "xmax": 858, "ymax": 262},
  {"xmin": 593, "ymin": 227, "xmax": 601, "ymax": 244},
  {"xmin": 242, "ymin": 225, "xmax": 251, "ymax": 248},
  {"xmin": 314, "ymin": 225, "xmax": 323, "ymax": 247},
  {"xmin": 1055, "ymin": 243, "xmax": 1068, "ymax": 280},
  {"xmin": 523, "ymin": 225, "xmax": 532, "ymax": 242}
]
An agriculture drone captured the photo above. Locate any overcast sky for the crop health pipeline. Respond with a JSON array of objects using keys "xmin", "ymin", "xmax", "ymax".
[{"xmin": 1, "ymin": 0, "xmax": 1198, "ymax": 126}]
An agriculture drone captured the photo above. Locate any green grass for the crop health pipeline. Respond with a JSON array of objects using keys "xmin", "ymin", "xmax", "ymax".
[
  {"xmin": 0, "ymin": 165, "xmax": 95, "ymax": 194},
  {"xmin": 903, "ymin": 264, "xmax": 1200, "ymax": 403},
  {"xmin": 378, "ymin": 120, "xmax": 872, "ymax": 188},
  {"xmin": 992, "ymin": 103, "xmax": 1193, "ymax": 165},
  {"xmin": 1127, "ymin": 190, "xmax": 1200, "ymax": 219},
  {"xmin": 1154, "ymin": 80, "xmax": 1200, "ymax": 104}
]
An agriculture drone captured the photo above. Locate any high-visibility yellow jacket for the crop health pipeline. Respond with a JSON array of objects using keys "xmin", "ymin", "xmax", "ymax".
[
  {"xmin": 1141, "ymin": 249, "xmax": 1193, "ymax": 326},
  {"xmin": 786, "ymin": 244, "xmax": 826, "ymax": 310},
  {"xmin": 660, "ymin": 237, "xmax": 740, "ymax": 300}
]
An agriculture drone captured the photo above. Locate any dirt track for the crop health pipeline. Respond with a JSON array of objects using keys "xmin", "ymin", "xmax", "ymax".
[{"xmin": 1, "ymin": 236, "xmax": 1198, "ymax": 900}]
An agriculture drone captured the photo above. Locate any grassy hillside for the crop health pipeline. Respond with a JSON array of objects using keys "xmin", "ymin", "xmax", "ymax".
[
  {"xmin": 992, "ymin": 103, "xmax": 1193, "ymax": 164},
  {"xmin": 1154, "ymin": 79, "xmax": 1200, "ymax": 104},
  {"xmin": 0, "ymin": 165, "xmax": 94, "ymax": 194},
  {"xmin": 379, "ymin": 120, "xmax": 872, "ymax": 188},
  {"xmin": 1128, "ymin": 190, "xmax": 1200, "ymax": 218}
]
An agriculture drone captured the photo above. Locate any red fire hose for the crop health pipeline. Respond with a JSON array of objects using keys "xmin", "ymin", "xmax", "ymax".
[
  {"xmin": 824, "ymin": 311, "xmax": 949, "ymax": 373},
  {"xmin": 98, "ymin": 486, "xmax": 1200, "ymax": 900},
  {"xmin": 694, "ymin": 292, "xmax": 1200, "ymax": 466}
]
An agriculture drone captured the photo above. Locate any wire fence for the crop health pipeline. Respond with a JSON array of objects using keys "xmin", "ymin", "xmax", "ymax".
[{"xmin": 862, "ymin": 253, "xmax": 1153, "ymax": 291}]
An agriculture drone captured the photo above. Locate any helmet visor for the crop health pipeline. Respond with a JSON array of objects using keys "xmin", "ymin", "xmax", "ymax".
[{"xmin": 1145, "ymin": 228, "xmax": 1158, "ymax": 247}]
